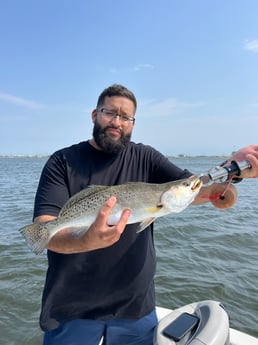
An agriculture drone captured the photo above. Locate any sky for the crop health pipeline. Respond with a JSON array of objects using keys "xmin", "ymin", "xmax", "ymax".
[{"xmin": 0, "ymin": 0, "xmax": 258, "ymax": 156}]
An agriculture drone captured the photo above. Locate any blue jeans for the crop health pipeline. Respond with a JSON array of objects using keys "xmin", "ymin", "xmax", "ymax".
[{"xmin": 43, "ymin": 310, "xmax": 158, "ymax": 345}]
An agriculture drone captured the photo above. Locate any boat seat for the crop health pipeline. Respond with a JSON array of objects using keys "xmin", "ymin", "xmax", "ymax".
[{"xmin": 153, "ymin": 300, "xmax": 230, "ymax": 345}]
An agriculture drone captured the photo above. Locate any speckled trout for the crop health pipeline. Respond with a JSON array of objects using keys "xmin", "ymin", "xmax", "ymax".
[{"xmin": 19, "ymin": 176, "xmax": 202, "ymax": 255}]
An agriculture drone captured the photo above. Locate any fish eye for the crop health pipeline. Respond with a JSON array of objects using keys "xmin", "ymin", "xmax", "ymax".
[{"xmin": 183, "ymin": 181, "xmax": 191, "ymax": 187}]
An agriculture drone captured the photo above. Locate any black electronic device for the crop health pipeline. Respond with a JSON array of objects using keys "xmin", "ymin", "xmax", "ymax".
[{"xmin": 162, "ymin": 312, "xmax": 200, "ymax": 341}]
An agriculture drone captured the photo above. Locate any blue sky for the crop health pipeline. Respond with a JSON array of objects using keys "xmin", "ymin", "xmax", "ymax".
[{"xmin": 0, "ymin": 0, "xmax": 257, "ymax": 156}]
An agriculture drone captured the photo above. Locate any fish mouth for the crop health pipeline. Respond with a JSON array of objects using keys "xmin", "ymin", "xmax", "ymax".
[{"xmin": 191, "ymin": 178, "xmax": 202, "ymax": 192}]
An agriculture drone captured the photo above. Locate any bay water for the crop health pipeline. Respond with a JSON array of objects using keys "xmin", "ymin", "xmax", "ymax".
[{"xmin": 0, "ymin": 156, "xmax": 257, "ymax": 344}]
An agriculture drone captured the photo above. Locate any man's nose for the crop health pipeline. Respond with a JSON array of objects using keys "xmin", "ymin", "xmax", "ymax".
[{"xmin": 111, "ymin": 114, "xmax": 122, "ymax": 124}]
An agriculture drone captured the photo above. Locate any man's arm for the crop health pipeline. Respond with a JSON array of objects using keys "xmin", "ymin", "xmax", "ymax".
[
  {"xmin": 34, "ymin": 197, "xmax": 131, "ymax": 254},
  {"xmin": 193, "ymin": 182, "xmax": 237, "ymax": 208}
]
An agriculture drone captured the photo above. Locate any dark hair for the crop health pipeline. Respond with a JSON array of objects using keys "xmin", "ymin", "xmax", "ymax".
[{"xmin": 96, "ymin": 84, "xmax": 137, "ymax": 111}]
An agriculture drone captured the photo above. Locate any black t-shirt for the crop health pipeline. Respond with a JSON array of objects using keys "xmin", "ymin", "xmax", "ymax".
[{"xmin": 34, "ymin": 141, "xmax": 191, "ymax": 331}]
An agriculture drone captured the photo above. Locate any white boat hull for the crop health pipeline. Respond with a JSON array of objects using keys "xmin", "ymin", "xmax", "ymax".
[
  {"xmin": 98, "ymin": 301, "xmax": 258, "ymax": 344},
  {"xmin": 229, "ymin": 329, "xmax": 258, "ymax": 345},
  {"xmin": 155, "ymin": 302, "xmax": 258, "ymax": 345}
]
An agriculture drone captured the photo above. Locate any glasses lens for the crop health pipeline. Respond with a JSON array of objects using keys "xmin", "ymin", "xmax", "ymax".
[{"xmin": 99, "ymin": 108, "xmax": 134, "ymax": 124}]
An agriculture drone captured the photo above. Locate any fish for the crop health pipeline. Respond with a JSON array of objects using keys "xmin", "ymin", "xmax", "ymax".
[{"xmin": 19, "ymin": 175, "xmax": 202, "ymax": 255}]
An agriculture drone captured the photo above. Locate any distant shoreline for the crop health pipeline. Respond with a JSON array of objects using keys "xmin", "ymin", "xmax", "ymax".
[
  {"xmin": 0, "ymin": 155, "xmax": 50, "ymax": 158},
  {"xmin": 0, "ymin": 154, "xmax": 228, "ymax": 159}
]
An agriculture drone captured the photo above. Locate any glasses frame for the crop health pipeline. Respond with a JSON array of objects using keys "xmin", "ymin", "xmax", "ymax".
[{"xmin": 97, "ymin": 108, "xmax": 135, "ymax": 125}]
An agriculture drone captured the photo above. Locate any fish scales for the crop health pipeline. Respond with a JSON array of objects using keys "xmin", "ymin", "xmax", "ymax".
[
  {"xmin": 59, "ymin": 184, "xmax": 163, "ymax": 221},
  {"xmin": 19, "ymin": 176, "xmax": 202, "ymax": 255}
]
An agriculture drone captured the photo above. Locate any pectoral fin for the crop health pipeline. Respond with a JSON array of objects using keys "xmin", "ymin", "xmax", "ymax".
[
  {"xmin": 136, "ymin": 218, "xmax": 156, "ymax": 233},
  {"xmin": 146, "ymin": 205, "xmax": 163, "ymax": 213}
]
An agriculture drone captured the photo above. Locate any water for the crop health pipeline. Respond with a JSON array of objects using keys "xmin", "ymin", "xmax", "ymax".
[{"xmin": 0, "ymin": 156, "xmax": 257, "ymax": 344}]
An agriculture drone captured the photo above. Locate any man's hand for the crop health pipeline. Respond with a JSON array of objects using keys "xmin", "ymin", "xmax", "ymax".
[
  {"xmin": 230, "ymin": 144, "xmax": 258, "ymax": 178},
  {"xmin": 82, "ymin": 196, "xmax": 131, "ymax": 251}
]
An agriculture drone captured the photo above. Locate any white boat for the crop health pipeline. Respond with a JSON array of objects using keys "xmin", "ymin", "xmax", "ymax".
[
  {"xmin": 154, "ymin": 300, "xmax": 258, "ymax": 345},
  {"xmin": 98, "ymin": 300, "xmax": 258, "ymax": 344}
]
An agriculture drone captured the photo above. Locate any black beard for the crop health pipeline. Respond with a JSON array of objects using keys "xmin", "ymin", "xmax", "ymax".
[{"xmin": 93, "ymin": 121, "xmax": 131, "ymax": 155}]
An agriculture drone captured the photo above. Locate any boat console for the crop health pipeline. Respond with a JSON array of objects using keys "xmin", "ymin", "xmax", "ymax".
[{"xmin": 154, "ymin": 300, "xmax": 230, "ymax": 345}]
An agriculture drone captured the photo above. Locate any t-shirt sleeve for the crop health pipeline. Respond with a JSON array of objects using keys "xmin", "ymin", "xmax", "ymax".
[
  {"xmin": 147, "ymin": 146, "xmax": 193, "ymax": 183},
  {"xmin": 158, "ymin": 156, "xmax": 192, "ymax": 181},
  {"xmin": 33, "ymin": 152, "xmax": 70, "ymax": 220}
]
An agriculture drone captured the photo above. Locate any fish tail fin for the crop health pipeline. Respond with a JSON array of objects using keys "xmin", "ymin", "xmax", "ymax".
[{"xmin": 19, "ymin": 222, "xmax": 51, "ymax": 255}]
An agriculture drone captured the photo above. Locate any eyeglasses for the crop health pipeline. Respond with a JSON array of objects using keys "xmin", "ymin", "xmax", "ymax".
[{"xmin": 97, "ymin": 108, "xmax": 135, "ymax": 125}]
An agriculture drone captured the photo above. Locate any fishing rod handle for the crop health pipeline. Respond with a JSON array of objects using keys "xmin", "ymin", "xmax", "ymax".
[
  {"xmin": 209, "ymin": 160, "xmax": 251, "ymax": 183},
  {"xmin": 199, "ymin": 160, "xmax": 252, "ymax": 186}
]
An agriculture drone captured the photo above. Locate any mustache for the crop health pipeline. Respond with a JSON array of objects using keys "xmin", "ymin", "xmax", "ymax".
[{"xmin": 104, "ymin": 125, "xmax": 123, "ymax": 134}]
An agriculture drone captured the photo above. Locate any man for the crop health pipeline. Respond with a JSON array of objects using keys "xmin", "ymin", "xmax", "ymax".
[{"xmin": 33, "ymin": 84, "xmax": 258, "ymax": 345}]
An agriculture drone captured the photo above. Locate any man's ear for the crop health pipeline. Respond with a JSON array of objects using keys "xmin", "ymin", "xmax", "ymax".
[{"xmin": 92, "ymin": 109, "xmax": 97, "ymax": 123}]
